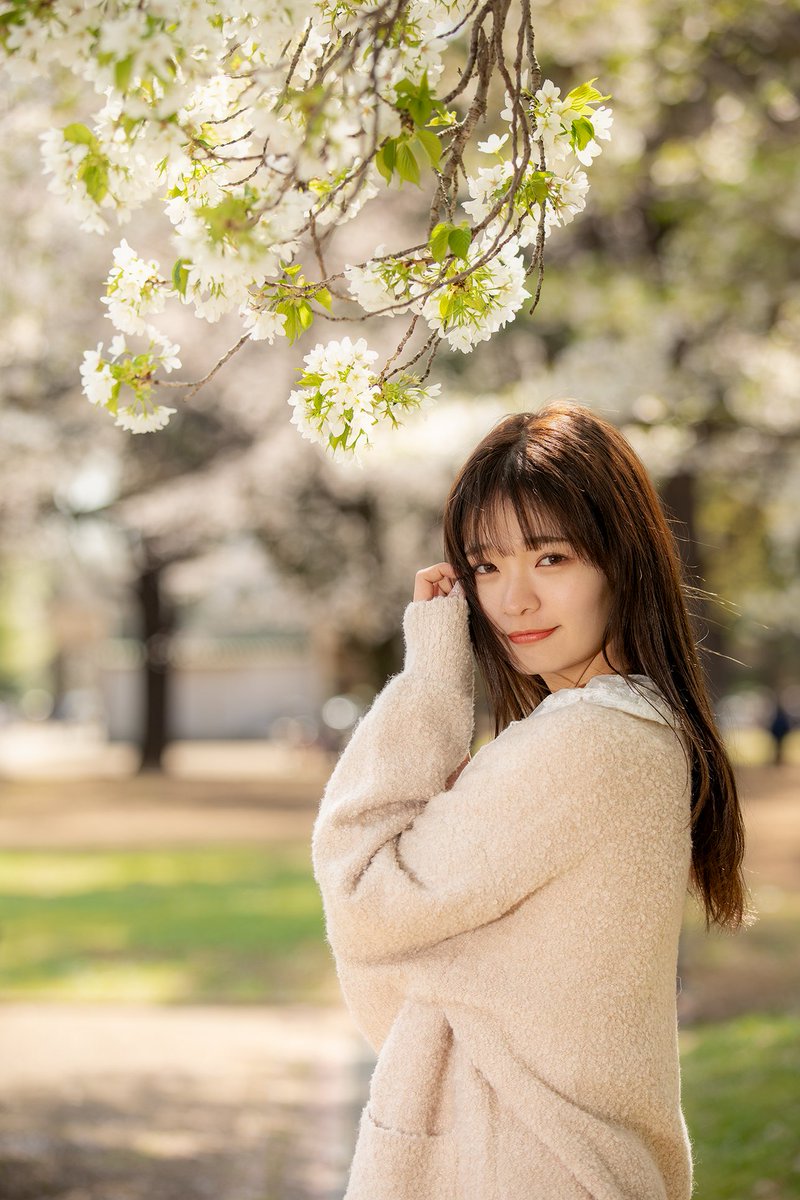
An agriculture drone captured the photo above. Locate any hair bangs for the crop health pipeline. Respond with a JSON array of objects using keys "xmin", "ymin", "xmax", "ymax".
[{"xmin": 453, "ymin": 453, "xmax": 597, "ymax": 572}]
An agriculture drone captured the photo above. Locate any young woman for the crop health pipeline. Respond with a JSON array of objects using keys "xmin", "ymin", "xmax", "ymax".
[{"xmin": 311, "ymin": 401, "xmax": 752, "ymax": 1200}]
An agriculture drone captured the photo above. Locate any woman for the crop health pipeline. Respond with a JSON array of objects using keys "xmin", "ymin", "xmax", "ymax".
[{"xmin": 311, "ymin": 402, "xmax": 753, "ymax": 1200}]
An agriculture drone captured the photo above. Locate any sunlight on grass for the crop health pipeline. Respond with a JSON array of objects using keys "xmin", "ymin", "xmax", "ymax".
[
  {"xmin": 678, "ymin": 883, "xmax": 800, "ymax": 1022},
  {"xmin": 17, "ymin": 962, "xmax": 197, "ymax": 1003},
  {"xmin": 2, "ymin": 848, "xmax": 800, "ymax": 1192},
  {"xmin": 0, "ymin": 847, "xmax": 311, "ymax": 894},
  {"xmin": 0, "ymin": 845, "xmax": 335, "ymax": 1004}
]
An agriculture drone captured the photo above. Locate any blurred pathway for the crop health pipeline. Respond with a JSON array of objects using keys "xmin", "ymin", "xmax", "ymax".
[
  {"xmin": 0, "ymin": 724, "xmax": 332, "ymax": 848},
  {"xmin": 0, "ymin": 1002, "xmax": 374, "ymax": 1200}
]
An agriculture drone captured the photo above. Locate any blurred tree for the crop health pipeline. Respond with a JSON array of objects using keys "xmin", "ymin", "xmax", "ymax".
[
  {"xmin": 1, "ymin": 0, "xmax": 798, "ymax": 761},
  {"xmin": 0, "ymin": 93, "xmax": 261, "ymax": 769}
]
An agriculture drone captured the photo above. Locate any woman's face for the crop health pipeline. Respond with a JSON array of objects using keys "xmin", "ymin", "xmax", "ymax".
[{"xmin": 465, "ymin": 501, "xmax": 621, "ymax": 692}]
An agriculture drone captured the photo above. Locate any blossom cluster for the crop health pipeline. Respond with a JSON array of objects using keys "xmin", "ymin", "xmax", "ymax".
[
  {"xmin": 464, "ymin": 78, "xmax": 613, "ymax": 244},
  {"xmin": 3, "ymin": 2, "xmax": 612, "ymax": 453},
  {"xmin": 288, "ymin": 337, "xmax": 441, "ymax": 462},
  {"xmin": 345, "ymin": 236, "xmax": 530, "ymax": 353},
  {"xmin": 79, "ymin": 330, "xmax": 181, "ymax": 433}
]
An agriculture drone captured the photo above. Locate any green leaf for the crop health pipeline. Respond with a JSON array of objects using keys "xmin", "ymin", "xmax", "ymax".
[
  {"xmin": 375, "ymin": 148, "xmax": 392, "ymax": 184},
  {"xmin": 171, "ymin": 258, "xmax": 191, "ymax": 297},
  {"xmin": 524, "ymin": 172, "xmax": 552, "ymax": 204},
  {"xmin": 280, "ymin": 304, "xmax": 300, "ymax": 343},
  {"xmin": 283, "ymin": 263, "xmax": 302, "ymax": 278},
  {"xmin": 196, "ymin": 194, "xmax": 252, "ymax": 242},
  {"xmin": 448, "ymin": 225, "xmax": 472, "ymax": 260},
  {"xmin": 395, "ymin": 141, "xmax": 420, "ymax": 186},
  {"xmin": 428, "ymin": 106, "xmax": 458, "ymax": 128},
  {"xmin": 376, "ymin": 138, "xmax": 397, "ymax": 184},
  {"xmin": 571, "ymin": 116, "xmax": 595, "ymax": 151},
  {"xmin": 408, "ymin": 95, "xmax": 432, "ymax": 126},
  {"xmin": 277, "ymin": 299, "xmax": 313, "ymax": 344},
  {"xmin": 394, "ymin": 72, "xmax": 435, "ymax": 126},
  {"xmin": 289, "ymin": 312, "xmax": 304, "ymax": 342},
  {"xmin": 62, "ymin": 122, "xmax": 96, "ymax": 148},
  {"xmin": 314, "ymin": 287, "xmax": 332, "ymax": 310},
  {"xmin": 429, "ymin": 222, "xmax": 452, "ymax": 263},
  {"xmin": 114, "ymin": 54, "xmax": 134, "ymax": 92},
  {"xmin": 564, "ymin": 79, "xmax": 611, "ymax": 113},
  {"xmin": 107, "ymin": 380, "xmax": 121, "ymax": 416},
  {"xmin": 414, "ymin": 127, "xmax": 441, "ymax": 168},
  {"xmin": 80, "ymin": 161, "xmax": 108, "ymax": 203}
]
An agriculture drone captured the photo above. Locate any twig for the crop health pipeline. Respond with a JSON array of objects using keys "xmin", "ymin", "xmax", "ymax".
[{"xmin": 154, "ymin": 334, "xmax": 251, "ymax": 401}]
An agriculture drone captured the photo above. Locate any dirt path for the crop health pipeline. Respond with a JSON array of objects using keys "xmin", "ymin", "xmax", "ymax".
[
  {"xmin": 0, "ymin": 751, "xmax": 330, "ymax": 847},
  {"xmin": 0, "ymin": 1003, "xmax": 374, "ymax": 1200},
  {"xmin": 734, "ymin": 764, "xmax": 800, "ymax": 891}
]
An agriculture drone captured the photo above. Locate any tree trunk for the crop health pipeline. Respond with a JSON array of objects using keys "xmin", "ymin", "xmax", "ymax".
[
  {"xmin": 135, "ymin": 552, "xmax": 174, "ymax": 773},
  {"xmin": 330, "ymin": 628, "xmax": 403, "ymax": 695}
]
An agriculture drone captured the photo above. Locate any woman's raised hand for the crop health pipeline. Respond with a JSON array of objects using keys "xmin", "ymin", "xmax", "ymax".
[{"xmin": 413, "ymin": 562, "xmax": 461, "ymax": 602}]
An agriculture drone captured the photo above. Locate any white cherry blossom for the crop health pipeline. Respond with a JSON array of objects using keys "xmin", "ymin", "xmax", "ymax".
[
  {"xmin": 241, "ymin": 307, "xmax": 289, "ymax": 343},
  {"xmin": 80, "ymin": 345, "xmax": 116, "ymax": 407},
  {"xmin": 115, "ymin": 404, "xmax": 178, "ymax": 433},
  {"xmin": 5, "ymin": 3, "xmax": 612, "ymax": 457}
]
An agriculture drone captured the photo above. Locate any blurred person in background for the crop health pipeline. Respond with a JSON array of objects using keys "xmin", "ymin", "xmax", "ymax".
[{"xmin": 767, "ymin": 693, "xmax": 794, "ymax": 767}]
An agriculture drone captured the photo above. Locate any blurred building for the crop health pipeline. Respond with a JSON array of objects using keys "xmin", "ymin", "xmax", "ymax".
[{"xmin": 98, "ymin": 627, "xmax": 320, "ymax": 741}]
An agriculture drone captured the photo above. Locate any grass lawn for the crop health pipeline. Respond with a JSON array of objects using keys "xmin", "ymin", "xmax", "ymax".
[
  {"xmin": 681, "ymin": 1012, "xmax": 800, "ymax": 1200},
  {"xmin": 0, "ymin": 844, "xmax": 337, "ymax": 1004}
]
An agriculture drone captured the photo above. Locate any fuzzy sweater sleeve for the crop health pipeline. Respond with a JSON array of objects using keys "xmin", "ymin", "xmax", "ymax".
[{"xmin": 311, "ymin": 590, "xmax": 649, "ymax": 966}]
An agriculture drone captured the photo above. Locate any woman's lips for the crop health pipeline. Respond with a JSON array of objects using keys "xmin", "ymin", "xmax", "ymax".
[{"xmin": 508, "ymin": 627, "xmax": 558, "ymax": 643}]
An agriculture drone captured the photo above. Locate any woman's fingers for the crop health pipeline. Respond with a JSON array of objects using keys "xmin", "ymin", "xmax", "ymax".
[{"xmin": 413, "ymin": 562, "xmax": 459, "ymax": 602}]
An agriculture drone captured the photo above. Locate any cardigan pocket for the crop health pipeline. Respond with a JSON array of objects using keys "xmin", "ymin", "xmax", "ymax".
[
  {"xmin": 366, "ymin": 995, "xmax": 457, "ymax": 1134},
  {"xmin": 343, "ymin": 997, "xmax": 459, "ymax": 1199},
  {"xmin": 344, "ymin": 1106, "xmax": 457, "ymax": 1200}
]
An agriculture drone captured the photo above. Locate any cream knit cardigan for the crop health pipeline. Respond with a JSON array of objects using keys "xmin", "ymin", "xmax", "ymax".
[{"xmin": 312, "ymin": 590, "xmax": 694, "ymax": 1200}]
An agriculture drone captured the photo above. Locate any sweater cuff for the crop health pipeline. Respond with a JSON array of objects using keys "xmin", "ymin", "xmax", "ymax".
[{"xmin": 401, "ymin": 592, "xmax": 474, "ymax": 695}]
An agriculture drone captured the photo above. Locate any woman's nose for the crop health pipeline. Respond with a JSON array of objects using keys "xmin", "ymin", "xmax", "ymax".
[{"xmin": 501, "ymin": 571, "xmax": 540, "ymax": 616}]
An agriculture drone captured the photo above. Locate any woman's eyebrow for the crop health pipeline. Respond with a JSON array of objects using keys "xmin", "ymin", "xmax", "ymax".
[{"xmin": 466, "ymin": 535, "xmax": 571, "ymax": 557}]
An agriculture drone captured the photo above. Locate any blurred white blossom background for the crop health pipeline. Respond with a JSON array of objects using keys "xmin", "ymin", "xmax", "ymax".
[{"xmin": 0, "ymin": 0, "xmax": 798, "ymax": 758}]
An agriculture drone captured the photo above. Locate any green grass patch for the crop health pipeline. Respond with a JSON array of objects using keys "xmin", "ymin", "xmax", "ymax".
[
  {"xmin": 681, "ymin": 1012, "xmax": 800, "ymax": 1199},
  {"xmin": 0, "ymin": 845, "xmax": 338, "ymax": 1004}
]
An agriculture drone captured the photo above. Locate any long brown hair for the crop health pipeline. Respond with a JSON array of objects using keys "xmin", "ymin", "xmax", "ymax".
[{"xmin": 442, "ymin": 401, "xmax": 754, "ymax": 933}]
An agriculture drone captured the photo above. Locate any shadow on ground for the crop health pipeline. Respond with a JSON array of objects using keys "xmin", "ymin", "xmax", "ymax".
[{"xmin": 0, "ymin": 1077, "xmax": 360, "ymax": 1200}]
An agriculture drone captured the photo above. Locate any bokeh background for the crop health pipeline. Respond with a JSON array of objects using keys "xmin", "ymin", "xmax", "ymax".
[{"xmin": 1, "ymin": 1, "xmax": 799, "ymax": 1197}]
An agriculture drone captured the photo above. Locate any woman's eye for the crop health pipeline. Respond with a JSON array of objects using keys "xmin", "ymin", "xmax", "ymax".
[{"xmin": 471, "ymin": 555, "xmax": 567, "ymax": 574}]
